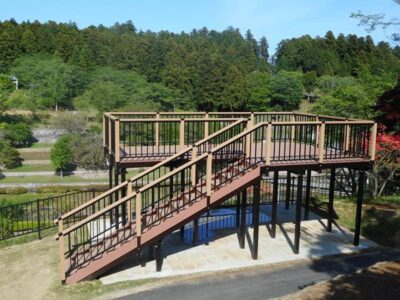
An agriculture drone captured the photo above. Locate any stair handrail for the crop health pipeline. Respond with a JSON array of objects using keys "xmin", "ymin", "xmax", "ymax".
[{"xmin": 56, "ymin": 118, "xmax": 247, "ymax": 225}]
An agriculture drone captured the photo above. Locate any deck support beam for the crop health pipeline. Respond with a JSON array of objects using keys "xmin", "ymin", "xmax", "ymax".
[
  {"xmin": 252, "ymin": 181, "xmax": 260, "ymax": 259},
  {"xmin": 304, "ymin": 169, "xmax": 312, "ymax": 220},
  {"xmin": 271, "ymin": 171, "xmax": 279, "ymax": 238},
  {"xmin": 354, "ymin": 171, "xmax": 365, "ymax": 246},
  {"xmin": 294, "ymin": 172, "xmax": 303, "ymax": 254},
  {"xmin": 239, "ymin": 189, "xmax": 247, "ymax": 249},
  {"xmin": 327, "ymin": 168, "xmax": 335, "ymax": 232},
  {"xmin": 285, "ymin": 171, "xmax": 291, "ymax": 209}
]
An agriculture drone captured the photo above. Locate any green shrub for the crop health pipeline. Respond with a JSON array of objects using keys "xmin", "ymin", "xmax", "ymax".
[
  {"xmin": 3, "ymin": 123, "xmax": 34, "ymax": 147},
  {"xmin": 7, "ymin": 187, "xmax": 28, "ymax": 195}
]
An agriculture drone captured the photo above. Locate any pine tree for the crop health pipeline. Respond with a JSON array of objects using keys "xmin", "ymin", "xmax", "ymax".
[{"xmin": 259, "ymin": 36, "xmax": 269, "ymax": 61}]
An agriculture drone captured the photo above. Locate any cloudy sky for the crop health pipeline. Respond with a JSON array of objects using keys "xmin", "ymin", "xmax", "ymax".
[{"xmin": 1, "ymin": 0, "xmax": 399, "ymax": 53}]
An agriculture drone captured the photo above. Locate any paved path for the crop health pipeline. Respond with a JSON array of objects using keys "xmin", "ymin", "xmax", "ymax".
[{"xmin": 117, "ymin": 249, "xmax": 400, "ymax": 300}]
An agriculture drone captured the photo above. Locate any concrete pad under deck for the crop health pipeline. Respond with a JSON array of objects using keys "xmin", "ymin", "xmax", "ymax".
[{"xmin": 100, "ymin": 205, "xmax": 377, "ymax": 285}]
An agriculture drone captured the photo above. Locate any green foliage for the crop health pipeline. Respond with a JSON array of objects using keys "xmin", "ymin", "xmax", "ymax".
[
  {"xmin": 50, "ymin": 136, "xmax": 72, "ymax": 175},
  {"xmin": 3, "ymin": 123, "xmax": 34, "ymax": 147},
  {"xmin": 270, "ymin": 71, "xmax": 304, "ymax": 110},
  {"xmin": 246, "ymin": 71, "xmax": 271, "ymax": 111},
  {"xmin": 0, "ymin": 74, "xmax": 14, "ymax": 113},
  {"xmin": 11, "ymin": 54, "xmax": 82, "ymax": 110},
  {"xmin": 302, "ymin": 71, "xmax": 318, "ymax": 93},
  {"xmin": 312, "ymin": 85, "xmax": 373, "ymax": 118},
  {"xmin": 69, "ymin": 134, "xmax": 105, "ymax": 171},
  {"xmin": 0, "ymin": 140, "xmax": 21, "ymax": 169}
]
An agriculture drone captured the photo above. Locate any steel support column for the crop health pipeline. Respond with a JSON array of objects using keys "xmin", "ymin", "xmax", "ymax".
[
  {"xmin": 304, "ymin": 169, "xmax": 312, "ymax": 220},
  {"xmin": 155, "ymin": 239, "xmax": 163, "ymax": 272},
  {"xmin": 327, "ymin": 168, "xmax": 335, "ymax": 232},
  {"xmin": 294, "ymin": 173, "xmax": 303, "ymax": 254},
  {"xmin": 285, "ymin": 171, "xmax": 291, "ymax": 209},
  {"xmin": 239, "ymin": 189, "xmax": 247, "ymax": 249},
  {"xmin": 252, "ymin": 181, "xmax": 260, "ymax": 259},
  {"xmin": 192, "ymin": 218, "xmax": 198, "ymax": 246},
  {"xmin": 236, "ymin": 193, "xmax": 241, "ymax": 228},
  {"xmin": 354, "ymin": 171, "xmax": 365, "ymax": 246},
  {"xmin": 271, "ymin": 171, "xmax": 279, "ymax": 238}
]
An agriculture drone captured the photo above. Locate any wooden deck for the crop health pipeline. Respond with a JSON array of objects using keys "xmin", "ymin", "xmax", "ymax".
[{"xmin": 118, "ymin": 141, "xmax": 371, "ymax": 169}]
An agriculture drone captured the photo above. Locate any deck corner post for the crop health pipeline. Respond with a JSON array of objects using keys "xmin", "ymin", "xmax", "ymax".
[
  {"xmin": 290, "ymin": 113, "xmax": 296, "ymax": 141},
  {"xmin": 369, "ymin": 123, "xmax": 378, "ymax": 161},
  {"xmin": 271, "ymin": 170, "xmax": 279, "ymax": 238},
  {"xmin": 327, "ymin": 168, "xmax": 335, "ymax": 232},
  {"xmin": 155, "ymin": 239, "xmax": 163, "ymax": 272},
  {"xmin": 354, "ymin": 170, "xmax": 365, "ymax": 246}
]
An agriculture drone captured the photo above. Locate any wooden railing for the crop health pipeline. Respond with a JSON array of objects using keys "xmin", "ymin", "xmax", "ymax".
[{"xmin": 57, "ymin": 118, "xmax": 377, "ymax": 281}]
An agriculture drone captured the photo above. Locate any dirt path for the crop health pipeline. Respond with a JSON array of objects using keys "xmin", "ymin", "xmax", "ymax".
[{"xmin": 0, "ymin": 236, "xmax": 59, "ymax": 300}]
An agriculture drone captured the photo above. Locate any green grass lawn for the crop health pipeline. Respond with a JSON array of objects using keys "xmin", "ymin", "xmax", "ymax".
[
  {"xmin": 29, "ymin": 142, "xmax": 53, "ymax": 148},
  {"xmin": 5, "ymin": 164, "xmax": 55, "ymax": 172},
  {"xmin": 312, "ymin": 196, "xmax": 400, "ymax": 248},
  {"xmin": 20, "ymin": 151, "xmax": 50, "ymax": 160},
  {"xmin": 0, "ymin": 192, "xmax": 63, "ymax": 206}
]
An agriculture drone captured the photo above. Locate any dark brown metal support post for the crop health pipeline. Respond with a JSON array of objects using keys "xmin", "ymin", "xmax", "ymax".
[
  {"xmin": 354, "ymin": 171, "xmax": 365, "ymax": 246},
  {"xmin": 180, "ymin": 226, "xmax": 185, "ymax": 242},
  {"xmin": 114, "ymin": 165, "xmax": 120, "ymax": 228},
  {"xmin": 192, "ymin": 219, "xmax": 198, "ymax": 246},
  {"xmin": 155, "ymin": 239, "xmax": 163, "ymax": 272},
  {"xmin": 327, "ymin": 168, "xmax": 335, "ymax": 232},
  {"xmin": 236, "ymin": 193, "xmax": 241, "ymax": 228},
  {"xmin": 239, "ymin": 189, "xmax": 247, "ymax": 248},
  {"xmin": 108, "ymin": 161, "xmax": 113, "ymax": 189},
  {"xmin": 271, "ymin": 171, "xmax": 279, "ymax": 238},
  {"xmin": 294, "ymin": 173, "xmax": 303, "ymax": 254},
  {"xmin": 285, "ymin": 171, "xmax": 291, "ymax": 209},
  {"xmin": 304, "ymin": 169, "xmax": 312, "ymax": 220},
  {"xmin": 252, "ymin": 181, "xmax": 260, "ymax": 259}
]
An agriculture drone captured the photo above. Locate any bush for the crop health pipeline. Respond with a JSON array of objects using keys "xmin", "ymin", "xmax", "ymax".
[
  {"xmin": 3, "ymin": 123, "xmax": 34, "ymax": 147},
  {"xmin": 0, "ymin": 140, "xmax": 21, "ymax": 169},
  {"xmin": 50, "ymin": 135, "xmax": 73, "ymax": 176},
  {"xmin": 7, "ymin": 187, "xmax": 28, "ymax": 195}
]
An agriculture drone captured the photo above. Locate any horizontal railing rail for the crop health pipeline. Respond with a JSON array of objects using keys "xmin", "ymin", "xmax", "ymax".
[{"xmin": 0, "ymin": 190, "xmax": 105, "ymax": 241}]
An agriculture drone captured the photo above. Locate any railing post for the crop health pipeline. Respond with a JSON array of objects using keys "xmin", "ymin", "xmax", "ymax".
[
  {"xmin": 250, "ymin": 112, "xmax": 254, "ymax": 128},
  {"xmin": 206, "ymin": 152, "xmax": 212, "ymax": 197},
  {"xmin": 315, "ymin": 115, "xmax": 319, "ymax": 145},
  {"xmin": 191, "ymin": 147, "xmax": 197, "ymax": 187},
  {"xmin": 103, "ymin": 114, "xmax": 106, "ymax": 147},
  {"xmin": 265, "ymin": 123, "xmax": 272, "ymax": 165},
  {"xmin": 58, "ymin": 220, "xmax": 66, "ymax": 283},
  {"xmin": 127, "ymin": 182, "xmax": 132, "ymax": 223},
  {"xmin": 36, "ymin": 200, "xmax": 41, "ymax": 239},
  {"xmin": 204, "ymin": 113, "xmax": 209, "ymax": 138},
  {"xmin": 318, "ymin": 122, "xmax": 325, "ymax": 164},
  {"xmin": 155, "ymin": 112, "xmax": 160, "ymax": 146},
  {"xmin": 291, "ymin": 113, "xmax": 296, "ymax": 141},
  {"xmin": 179, "ymin": 119, "xmax": 185, "ymax": 150},
  {"xmin": 115, "ymin": 118, "xmax": 120, "ymax": 162},
  {"xmin": 136, "ymin": 192, "xmax": 142, "ymax": 239},
  {"xmin": 344, "ymin": 119, "xmax": 350, "ymax": 152},
  {"xmin": 369, "ymin": 123, "xmax": 378, "ymax": 161},
  {"xmin": 245, "ymin": 118, "xmax": 252, "ymax": 157}
]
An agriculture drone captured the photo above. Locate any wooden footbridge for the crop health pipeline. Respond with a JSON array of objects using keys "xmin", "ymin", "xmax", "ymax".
[{"xmin": 55, "ymin": 112, "xmax": 377, "ymax": 284}]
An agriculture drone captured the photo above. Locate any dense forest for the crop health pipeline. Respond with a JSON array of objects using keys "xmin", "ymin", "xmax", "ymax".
[{"xmin": 0, "ymin": 19, "xmax": 400, "ymax": 117}]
